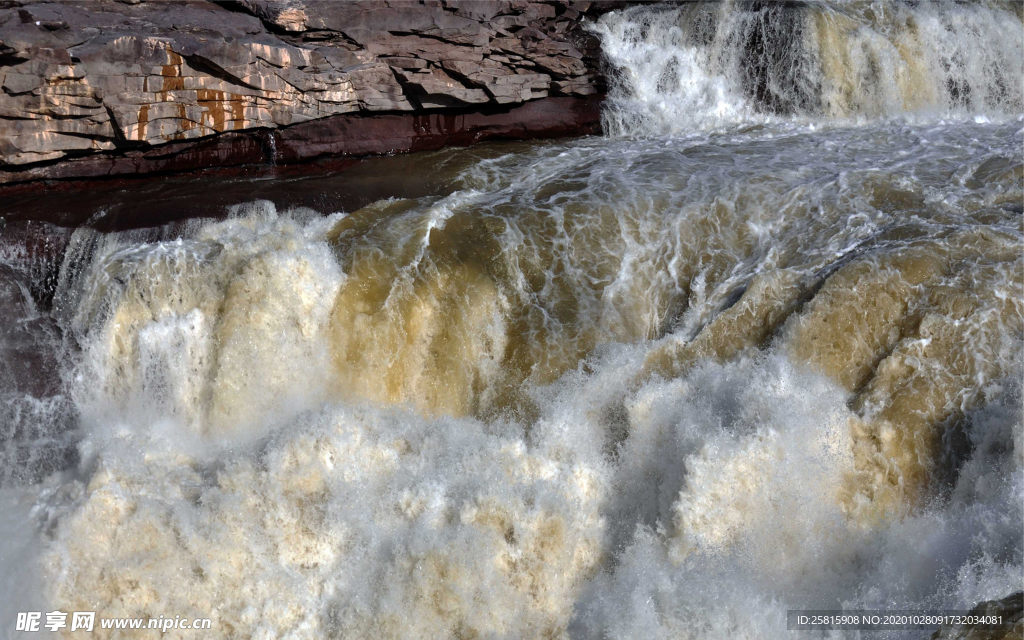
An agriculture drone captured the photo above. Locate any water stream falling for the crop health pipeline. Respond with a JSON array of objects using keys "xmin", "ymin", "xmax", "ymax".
[{"xmin": 1, "ymin": 1, "xmax": 1022, "ymax": 638}]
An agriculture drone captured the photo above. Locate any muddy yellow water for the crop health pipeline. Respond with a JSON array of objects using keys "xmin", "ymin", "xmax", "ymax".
[{"xmin": 1, "ymin": 1, "xmax": 1022, "ymax": 639}]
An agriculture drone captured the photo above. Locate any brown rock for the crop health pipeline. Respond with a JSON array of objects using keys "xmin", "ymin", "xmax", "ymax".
[
  {"xmin": 0, "ymin": 0, "xmax": 637, "ymax": 184},
  {"xmin": 0, "ymin": 95, "xmax": 602, "ymax": 188}
]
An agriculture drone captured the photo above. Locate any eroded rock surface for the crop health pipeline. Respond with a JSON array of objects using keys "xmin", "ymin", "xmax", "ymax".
[{"xmin": 0, "ymin": 0, "xmax": 612, "ymax": 181}]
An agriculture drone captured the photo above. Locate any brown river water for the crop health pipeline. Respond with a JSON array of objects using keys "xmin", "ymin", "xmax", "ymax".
[{"xmin": 1, "ymin": 1, "xmax": 1022, "ymax": 638}]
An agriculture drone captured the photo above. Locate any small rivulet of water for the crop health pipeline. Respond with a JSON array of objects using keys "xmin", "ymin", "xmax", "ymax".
[
  {"xmin": 266, "ymin": 130, "xmax": 279, "ymax": 167},
  {"xmin": 0, "ymin": 1, "xmax": 1021, "ymax": 638}
]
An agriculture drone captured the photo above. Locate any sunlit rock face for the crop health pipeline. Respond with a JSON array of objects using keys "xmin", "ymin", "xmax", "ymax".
[{"xmin": 0, "ymin": 0, "xmax": 607, "ymax": 170}]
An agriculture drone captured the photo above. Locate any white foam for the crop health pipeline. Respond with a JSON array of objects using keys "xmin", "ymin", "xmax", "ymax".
[
  {"xmin": 0, "ymin": 78, "xmax": 1021, "ymax": 640},
  {"xmin": 593, "ymin": 0, "xmax": 1024, "ymax": 136}
]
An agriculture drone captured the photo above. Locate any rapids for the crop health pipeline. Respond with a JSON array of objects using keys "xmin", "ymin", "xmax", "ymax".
[{"xmin": 1, "ymin": 1, "xmax": 1022, "ymax": 638}]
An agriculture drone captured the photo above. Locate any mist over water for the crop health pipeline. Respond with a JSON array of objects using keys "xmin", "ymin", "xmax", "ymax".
[{"xmin": 1, "ymin": 2, "xmax": 1022, "ymax": 638}]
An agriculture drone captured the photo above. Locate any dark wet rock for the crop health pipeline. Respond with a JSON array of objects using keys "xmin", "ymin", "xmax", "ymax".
[
  {"xmin": 931, "ymin": 592, "xmax": 1024, "ymax": 640},
  {"xmin": 0, "ymin": 0, "xmax": 628, "ymax": 185},
  {"xmin": 0, "ymin": 262, "xmax": 62, "ymax": 398},
  {"xmin": 0, "ymin": 261, "xmax": 77, "ymax": 487}
]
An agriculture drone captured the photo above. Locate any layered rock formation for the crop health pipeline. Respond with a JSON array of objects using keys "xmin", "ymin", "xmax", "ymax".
[{"xmin": 0, "ymin": 0, "xmax": 615, "ymax": 185}]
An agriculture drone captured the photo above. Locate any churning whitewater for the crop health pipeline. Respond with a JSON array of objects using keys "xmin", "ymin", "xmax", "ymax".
[{"xmin": 1, "ymin": 1, "xmax": 1022, "ymax": 638}]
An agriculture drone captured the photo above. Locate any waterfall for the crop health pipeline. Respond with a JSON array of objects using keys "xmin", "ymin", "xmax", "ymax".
[
  {"xmin": 592, "ymin": 0, "xmax": 1024, "ymax": 135},
  {"xmin": 0, "ymin": 3, "xmax": 1021, "ymax": 637}
]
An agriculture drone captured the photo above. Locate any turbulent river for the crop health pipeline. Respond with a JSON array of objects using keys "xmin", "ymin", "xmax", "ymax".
[{"xmin": 1, "ymin": 1, "xmax": 1022, "ymax": 638}]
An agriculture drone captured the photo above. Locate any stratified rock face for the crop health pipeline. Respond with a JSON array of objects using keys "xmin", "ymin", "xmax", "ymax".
[{"xmin": 0, "ymin": 0, "xmax": 608, "ymax": 178}]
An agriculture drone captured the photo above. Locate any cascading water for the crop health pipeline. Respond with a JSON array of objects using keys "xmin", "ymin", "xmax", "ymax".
[
  {"xmin": 594, "ymin": 0, "xmax": 1023, "ymax": 134},
  {"xmin": 1, "ymin": 2, "xmax": 1022, "ymax": 638}
]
